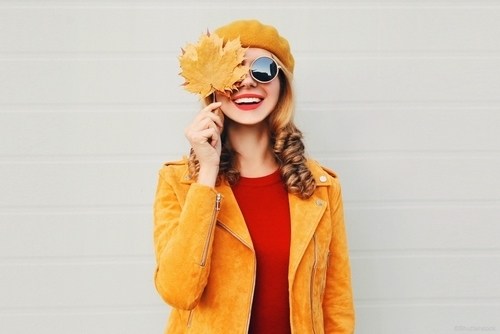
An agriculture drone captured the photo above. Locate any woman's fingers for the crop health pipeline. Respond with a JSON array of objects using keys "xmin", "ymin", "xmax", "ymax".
[
  {"xmin": 213, "ymin": 106, "xmax": 224, "ymax": 131},
  {"xmin": 185, "ymin": 117, "xmax": 219, "ymax": 142},
  {"xmin": 184, "ymin": 101, "xmax": 224, "ymax": 153},
  {"xmin": 186, "ymin": 127, "xmax": 218, "ymax": 145},
  {"xmin": 194, "ymin": 102, "xmax": 223, "ymax": 128}
]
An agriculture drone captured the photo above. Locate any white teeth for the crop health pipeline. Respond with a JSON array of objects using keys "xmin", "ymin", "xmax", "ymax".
[{"xmin": 234, "ymin": 97, "xmax": 262, "ymax": 104}]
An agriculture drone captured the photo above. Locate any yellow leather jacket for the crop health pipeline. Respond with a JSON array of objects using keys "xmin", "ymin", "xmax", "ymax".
[{"xmin": 153, "ymin": 159, "xmax": 355, "ymax": 333}]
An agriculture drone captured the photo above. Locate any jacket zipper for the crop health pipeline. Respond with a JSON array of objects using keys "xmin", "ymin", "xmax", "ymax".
[
  {"xmin": 187, "ymin": 309, "xmax": 194, "ymax": 328},
  {"xmin": 200, "ymin": 193, "xmax": 221, "ymax": 267},
  {"xmin": 188, "ymin": 194, "xmax": 221, "ymax": 329},
  {"xmin": 310, "ymin": 234, "xmax": 318, "ymax": 334},
  {"xmin": 321, "ymin": 251, "xmax": 330, "ymax": 300}
]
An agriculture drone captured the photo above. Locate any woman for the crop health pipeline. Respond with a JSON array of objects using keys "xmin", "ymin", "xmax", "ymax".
[{"xmin": 153, "ymin": 19, "xmax": 355, "ymax": 333}]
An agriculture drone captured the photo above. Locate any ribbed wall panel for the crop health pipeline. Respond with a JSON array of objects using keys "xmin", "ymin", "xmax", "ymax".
[{"xmin": 1, "ymin": 1, "xmax": 499, "ymax": 333}]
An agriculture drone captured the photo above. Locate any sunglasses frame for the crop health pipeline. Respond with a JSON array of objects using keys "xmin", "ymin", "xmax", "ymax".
[{"xmin": 249, "ymin": 56, "xmax": 281, "ymax": 84}]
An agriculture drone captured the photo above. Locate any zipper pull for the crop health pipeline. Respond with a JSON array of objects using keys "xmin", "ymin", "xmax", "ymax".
[{"xmin": 215, "ymin": 193, "xmax": 222, "ymax": 211}]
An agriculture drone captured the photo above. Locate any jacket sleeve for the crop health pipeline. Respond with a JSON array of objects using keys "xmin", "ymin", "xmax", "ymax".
[
  {"xmin": 323, "ymin": 177, "xmax": 355, "ymax": 333},
  {"xmin": 153, "ymin": 167, "xmax": 221, "ymax": 310}
]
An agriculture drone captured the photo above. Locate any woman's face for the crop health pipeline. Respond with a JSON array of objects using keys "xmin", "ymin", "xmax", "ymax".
[{"xmin": 215, "ymin": 48, "xmax": 281, "ymax": 126}]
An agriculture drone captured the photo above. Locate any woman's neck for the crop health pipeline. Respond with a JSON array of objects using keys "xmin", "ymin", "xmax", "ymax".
[{"xmin": 227, "ymin": 122, "xmax": 279, "ymax": 178}]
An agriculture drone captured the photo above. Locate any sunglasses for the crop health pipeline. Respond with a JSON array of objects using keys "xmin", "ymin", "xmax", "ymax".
[{"xmin": 248, "ymin": 56, "xmax": 281, "ymax": 83}]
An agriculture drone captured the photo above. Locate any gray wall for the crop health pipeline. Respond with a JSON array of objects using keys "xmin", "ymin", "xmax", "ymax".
[{"xmin": 1, "ymin": 1, "xmax": 499, "ymax": 333}]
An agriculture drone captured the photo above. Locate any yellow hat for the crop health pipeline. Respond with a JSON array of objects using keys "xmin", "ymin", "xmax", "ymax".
[{"xmin": 214, "ymin": 19, "xmax": 295, "ymax": 73}]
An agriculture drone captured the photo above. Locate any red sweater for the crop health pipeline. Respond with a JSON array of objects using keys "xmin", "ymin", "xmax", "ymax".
[{"xmin": 232, "ymin": 169, "xmax": 292, "ymax": 334}]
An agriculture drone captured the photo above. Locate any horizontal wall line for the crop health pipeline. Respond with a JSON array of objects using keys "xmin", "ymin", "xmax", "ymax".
[
  {"xmin": 301, "ymin": 100, "xmax": 500, "ymax": 108},
  {"xmin": 0, "ymin": 206, "xmax": 150, "ymax": 216},
  {"xmin": 299, "ymin": 102, "xmax": 500, "ymax": 112},
  {"xmin": 1, "ymin": 1, "xmax": 500, "ymax": 9},
  {"xmin": 0, "ymin": 304, "xmax": 166, "ymax": 316},
  {"xmin": 0, "ymin": 102, "xmax": 188, "ymax": 110},
  {"xmin": 2, "ymin": 101, "xmax": 500, "ymax": 111},
  {"xmin": 1, "ymin": 51, "xmax": 500, "ymax": 60},
  {"xmin": 0, "ymin": 255, "xmax": 154, "ymax": 266},
  {"xmin": 344, "ymin": 199, "xmax": 500, "ymax": 208},
  {"xmin": 0, "ymin": 156, "xmax": 171, "ymax": 164},
  {"xmin": 0, "ymin": 201, "xmax": 497, "ymax": 217},
  {"xmin": 301, "ymin": 52, "xmax": 500, "ymax": 60},
  {"xmin": 314, "ymin": 150, "xmax": 500, "ymax": 159},
  {"xmin": 0, "ymin": 203, "xmax": 153, "ymax": 213},
  {"xmin": 351, "ymin": 249, "xmax": 500, "ymax": 259},
  {"xmin": 0, "ymin": 53, "xmax": 171, "ymax": 61},
  {"xmin": 356, "ymin": 297, "xmax": 500, "ymax": 307},
  {"xmin": 4, "ymin": 250, "xmax": 500, "ymax": 261},
  {"xmin": 0, "ymin": 151, "xmax": 499, "ymax": 164},
  {"xmin": 0, "ymin": 199, "xmax": 499, "ymax": 213}
]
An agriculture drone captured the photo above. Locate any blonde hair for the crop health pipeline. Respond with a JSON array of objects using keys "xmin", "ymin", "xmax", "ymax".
[{"xmin": 188, "ymin": 58, "xmax": 316, "ymax": 199}]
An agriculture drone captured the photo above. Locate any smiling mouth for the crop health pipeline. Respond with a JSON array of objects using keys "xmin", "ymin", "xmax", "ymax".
[{"xmin": 233, "ymin": 97, "xmax": 263, "ymax": 105}]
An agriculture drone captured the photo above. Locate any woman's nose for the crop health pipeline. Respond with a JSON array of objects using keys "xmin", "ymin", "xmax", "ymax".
[{"xmin": 238, "ymin": 71, "xmax": 257, "ymax": 88}]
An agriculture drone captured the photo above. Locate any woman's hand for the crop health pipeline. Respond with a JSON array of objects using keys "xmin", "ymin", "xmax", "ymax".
[{"xmin": 184, "ymin": 102, "xmax": 224, "ymax": 186}]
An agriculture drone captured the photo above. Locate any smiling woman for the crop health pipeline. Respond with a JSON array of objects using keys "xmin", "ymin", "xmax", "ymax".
[
  {"xmin": 215, "ymin": 48, "xmax": 281, "ymax": 126},
  {"xmin": 153, "ymin": 19, "xmax": 355, "ymax": 334}
]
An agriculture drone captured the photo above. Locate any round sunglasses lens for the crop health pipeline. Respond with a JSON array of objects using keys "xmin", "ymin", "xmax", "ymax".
[{"xmin": 251, "ymin": 57, "xmax": 278, "ymax": 82}]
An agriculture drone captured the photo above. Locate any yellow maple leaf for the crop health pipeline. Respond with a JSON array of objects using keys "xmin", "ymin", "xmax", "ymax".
[{"xmin": 179, "ymin": 32, "xmax": 248, "ymax": 98}]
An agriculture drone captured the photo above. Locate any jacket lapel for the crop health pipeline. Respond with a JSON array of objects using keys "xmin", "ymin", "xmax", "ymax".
[
  {"xmin": 288, "ymin": 160, "xmax": 333, "ymax": 281},
  {"xmin": 288, "ymin": 193, "xmax": 327, "ymax": 280},
  {"xmin": 180, "ymin": 166, "xmax": 254, "ymax": 249},
  {"xmin": 215, "ymin": 180, "xmax": 328, "ymax": 270},
  {"xmin": 215, "ymin": 182, "xmax": 254, "ymax": 249}
]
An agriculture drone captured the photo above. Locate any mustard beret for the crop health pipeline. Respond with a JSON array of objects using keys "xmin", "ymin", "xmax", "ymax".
[{"xmin": 214, "ymin": 19, "xmax": 295, "ymax": 73}]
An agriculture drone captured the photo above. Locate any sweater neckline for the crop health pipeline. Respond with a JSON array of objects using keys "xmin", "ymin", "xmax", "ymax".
[{"xmin": 236, "ymin": 168, "xmax": 282, "ymax": 187}]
